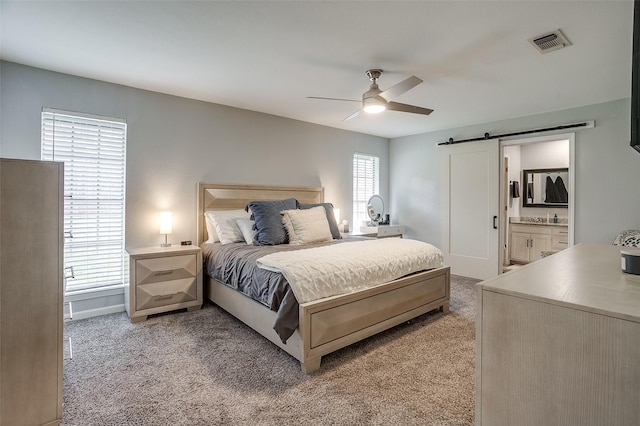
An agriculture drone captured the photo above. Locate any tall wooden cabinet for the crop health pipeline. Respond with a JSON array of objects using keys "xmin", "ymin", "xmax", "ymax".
[{"xmin": 1, "ymin": 158, "xmax": 63, "ymax": 425}]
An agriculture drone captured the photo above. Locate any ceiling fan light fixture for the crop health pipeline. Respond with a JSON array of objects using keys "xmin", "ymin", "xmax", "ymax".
[
  {"xmin": 363, "ymin": 96, "xmax": 387, "ymax": 113},
  {"xmin": 363, "ymin": 104, "xmax": 386, "ymax": 113}
]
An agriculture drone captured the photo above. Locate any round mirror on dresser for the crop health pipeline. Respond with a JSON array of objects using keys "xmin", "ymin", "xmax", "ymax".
[{"xmin": 367, "ymin": 194, "xmax": 384, "ymax": 225}]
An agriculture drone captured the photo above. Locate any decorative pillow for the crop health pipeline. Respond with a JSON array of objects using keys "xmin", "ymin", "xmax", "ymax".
[
  {"xmin": 235, "ymin": 218, "xmax": 257, "ymax": 245},
  {"xmin": 204, "ymin": 210, "xmax": 250, "ymax": 244},
  {"xmin": 299, "ymin": 202, "xmax": 342, "ymax": 239},
  {"xmin": 246, "ymin": 198, "xmax": 298, "ymax": 245},
  {"xmin": 613, "ymin": 230, "xmax": 640, "ymax": 247},
  {"xmin": 281, "ymin": 206, "xmax": 333, "ymax": 245}
]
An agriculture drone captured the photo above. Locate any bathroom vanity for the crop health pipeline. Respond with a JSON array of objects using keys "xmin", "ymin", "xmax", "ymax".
[{"xmin": 509, "ymin": 218, "xmax": 568, "ymax": 263}]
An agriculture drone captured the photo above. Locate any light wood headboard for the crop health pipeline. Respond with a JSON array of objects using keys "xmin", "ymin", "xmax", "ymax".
[{"xmin": 197, "ymin": 183, "xmax": 324, "ymax": 245}]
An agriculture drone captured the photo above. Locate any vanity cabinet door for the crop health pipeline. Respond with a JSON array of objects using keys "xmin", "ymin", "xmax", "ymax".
[
  {"xmin": 511, "ymin": 232, "xmax": 531, "ymax": 263},
  {"xmin": 530, "ymin": 234, "xmax": 551, "ymax": 260},
  {"xmin": 510, "ymin": 230, "xmax": 551, "ymax": 263}
]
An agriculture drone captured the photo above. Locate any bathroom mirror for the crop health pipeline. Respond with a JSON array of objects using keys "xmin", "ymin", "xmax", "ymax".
[
  {"xmin": 367, "ymin": 195, "xmax": 385, "ymax": 225},
  {"xmin": 522, "ymin": 168, "xmax": 569, "ymax": 207}
]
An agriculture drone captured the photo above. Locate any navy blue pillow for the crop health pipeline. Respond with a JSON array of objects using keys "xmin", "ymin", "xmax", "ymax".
[
  {"xmin": 246, "ymin": 198, "xmax": 298, "ymax": 245},
  {"xmin": 299, "ymin": 202, "xmax": 342, "ymax": 240}
]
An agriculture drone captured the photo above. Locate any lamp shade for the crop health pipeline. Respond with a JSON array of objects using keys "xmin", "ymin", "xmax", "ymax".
[{"xmin": 159, "ymin": 211, "xmax": 172, "ymax": 235}]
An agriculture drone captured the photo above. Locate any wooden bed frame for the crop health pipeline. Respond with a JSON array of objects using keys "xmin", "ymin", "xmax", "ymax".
[{"xmin": 197, "ymin": 183, "xmax": 451, "ymax": 373}]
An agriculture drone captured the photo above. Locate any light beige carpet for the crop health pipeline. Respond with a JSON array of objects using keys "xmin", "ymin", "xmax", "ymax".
[{"xmin": 62, "ymin": 275, "xmax": 478, "ymax": 426}]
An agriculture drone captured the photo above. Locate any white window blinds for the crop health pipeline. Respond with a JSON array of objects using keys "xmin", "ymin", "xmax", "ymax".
[
  {"xmin": 352, "ymin": 153, "xmax": 380, "ymax": 228},
  {"xmin": 41, "ymin": 109, "xmax": 127, "ymax": 292}
]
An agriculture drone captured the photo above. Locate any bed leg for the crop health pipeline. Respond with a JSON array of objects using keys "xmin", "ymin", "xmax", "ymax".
[
  {"xmin": 301, "ymin": 357, "xmax": 321, "ymax": 374},
  {"xmin": 440, "ymin": 301, "xmax": 450, "ymax": 313}
]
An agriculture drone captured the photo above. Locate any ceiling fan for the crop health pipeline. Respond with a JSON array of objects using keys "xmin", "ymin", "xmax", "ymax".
[{"xmin": 308, "ymin": 69, "xmax": 434, "ymax": 121}]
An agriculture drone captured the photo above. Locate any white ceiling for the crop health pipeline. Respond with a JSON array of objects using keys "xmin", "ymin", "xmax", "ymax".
[{"xmin": 0, "ymin": 1, "xmax": 633, "ymax": 139}]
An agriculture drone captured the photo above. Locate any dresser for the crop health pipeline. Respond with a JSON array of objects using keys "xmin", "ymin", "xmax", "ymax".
[
  {"xmin": 1, "ymin": 158, "xmax": 63, "ymax": 425},
  {"xmin": 476, "ymin": 243, "xmax": 640, "ymax": 425},
  {"xmin": 125, "ymin": 245, "xmax": 202, "ymax": 322}
]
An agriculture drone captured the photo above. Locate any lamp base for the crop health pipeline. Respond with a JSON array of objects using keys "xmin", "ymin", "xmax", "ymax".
[{"xmin": 160, "ymin": 242, "xmax": 172, "ymax": 247}]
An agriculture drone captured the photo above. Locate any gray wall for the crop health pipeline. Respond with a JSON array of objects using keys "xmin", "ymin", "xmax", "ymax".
[
  {"xmin": 0, "ymin": 61, "xmax": 389, "ymax": 249},
  {"xmin": 390, "ymin": 98, "xmax": 640, "ymax": 246}
]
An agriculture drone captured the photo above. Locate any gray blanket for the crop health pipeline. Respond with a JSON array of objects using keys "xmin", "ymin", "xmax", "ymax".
[{"xmin": 202, "ymin": 236, "xmax": 369, "ymax": 343}]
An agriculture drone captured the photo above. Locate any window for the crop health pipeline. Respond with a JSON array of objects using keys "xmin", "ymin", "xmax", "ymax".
[
  {"xmin": 41, "ymin": 109, "xmax": 127, "ymax": 293},
  {"xmin": 352, "ymin": 153, "xmax": 380, "ymax": 228}
]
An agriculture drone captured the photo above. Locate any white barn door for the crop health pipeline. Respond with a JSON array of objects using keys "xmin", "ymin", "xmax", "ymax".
[{"xmin": 440, "ymin": 139, "xmax": 500, "ymax": 280}]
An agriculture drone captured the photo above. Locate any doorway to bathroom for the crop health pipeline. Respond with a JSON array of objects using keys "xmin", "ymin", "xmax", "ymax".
[{"xmin": 501, "ymin": 133, "xmax": 575, "ymax": 270}]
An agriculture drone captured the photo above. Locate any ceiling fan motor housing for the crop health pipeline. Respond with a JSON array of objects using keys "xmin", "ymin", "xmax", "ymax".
[{"xmin": 363, "ymin": 70, "xmax": 387, "ymax": 112}]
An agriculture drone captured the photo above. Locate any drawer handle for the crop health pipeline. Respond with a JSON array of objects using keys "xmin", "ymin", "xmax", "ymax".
[
  {"xmin": 155, "ymin": 293, "xmax": 177, "ymax": 300},
  {"xmin": 559, "ymin": 231, "xmax": 569, "ymax": 234},
  {"xmin": 558, "ymin": 241, "xmax": 568, "ymax": 245},
  {"xmin": 155, "ymin": 270, "xmax": 174, "ymax": 276}
]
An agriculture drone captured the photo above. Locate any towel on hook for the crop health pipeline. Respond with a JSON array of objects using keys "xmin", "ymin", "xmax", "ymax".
[{"xmin": 512, "ymin": 181, "xmax": 520, "ymax": 198}]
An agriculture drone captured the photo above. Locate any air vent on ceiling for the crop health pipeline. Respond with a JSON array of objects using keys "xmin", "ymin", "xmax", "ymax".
[{"xmin": 528, "ymin": 29, "xmax": 571, "ymax": 54}]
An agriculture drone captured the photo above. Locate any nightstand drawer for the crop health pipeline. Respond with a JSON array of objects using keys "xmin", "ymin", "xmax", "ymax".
[
  {"xmin": 136, "ymin": 278, "xmax": 197, "ymax": 311},
  {"xmin": 377, "ymin": 225, "xmax": 405, "ymax": 238},
  {"xmin": 135, "ymin": 255, "xmax": 197, "ymax": 285}
]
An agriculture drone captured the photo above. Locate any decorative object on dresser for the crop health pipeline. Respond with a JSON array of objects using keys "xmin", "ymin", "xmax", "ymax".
[
  {"xmin": 476, "ymin": 243, "xmax": 640, "ymax": 425},
  {"xmin": 0, "ymin": 158, "xmax": 64, "ymax": 425},
  {"xmin": 198, "ymin": 183, "xmax": 450, "ymax": 373},
  {"xmin": 125, "ymin": 245, "xmax": 202, "ymax": 322},
  {"xmin": 367, "ymin": 194, "xmax": 385, "ymax": 225}
]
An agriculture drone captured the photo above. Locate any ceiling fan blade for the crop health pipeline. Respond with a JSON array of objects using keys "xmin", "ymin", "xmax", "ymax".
[
  {"xmin": 386, "ymin": 101, "xmax": 434, "ymax": 116},
  {"xmin": 343, "ymin": 109, "xmax": 363, "ymax": 121},
  {"xmin": 307, "ymin": 96, "xmax": 361, "ymax": 103},
  {"xmin": 379, "ymin": 75, "xmax": 422, "ymax": 100}
]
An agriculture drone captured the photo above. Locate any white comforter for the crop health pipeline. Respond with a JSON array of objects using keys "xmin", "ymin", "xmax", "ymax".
[{"xmin": 256, "ymin": 238, "xmax": 444, "ymax": 304}]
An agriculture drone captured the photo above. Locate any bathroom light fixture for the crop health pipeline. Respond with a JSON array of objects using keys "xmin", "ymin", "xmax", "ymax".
[{"xmin": 159, "ymin": 211, "xmax": 172, "ymax": 247}]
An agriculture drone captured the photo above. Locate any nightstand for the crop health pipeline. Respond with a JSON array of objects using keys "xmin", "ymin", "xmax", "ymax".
[
  {"xmin": 125, "ymin": 245, "xmax": 203, "ymax": 323},
  {"xmin": 350, "ymin": 224, "xmax": 405, "ymax": 238}
]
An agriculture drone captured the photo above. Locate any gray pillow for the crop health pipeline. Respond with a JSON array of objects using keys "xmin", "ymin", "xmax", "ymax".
[
  {"xmin": 299, "ymin": 202, "xmax": 342, "ymax": 240},
  {"xmin": 246, "ymin": 198, "xmax": 298, "ymax": 245}
]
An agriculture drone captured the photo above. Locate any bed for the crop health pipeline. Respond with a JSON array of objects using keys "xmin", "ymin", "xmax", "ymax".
[{"xmin": 197, "ymin": 183, "xmax": 451, "ymax": 373}]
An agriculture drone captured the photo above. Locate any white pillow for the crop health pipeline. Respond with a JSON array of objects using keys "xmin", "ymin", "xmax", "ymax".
[
  {"xmin": 235, "ymin": 218, "xmax": 257, "ymax": 245},
  {"xmin": 281, "ymin": 206, "xmax": 332, "ymax": 245},
  {"xmin": 204, "ymin": 211, "xmax": 220, "ymax": 243},
  {"xmin": 204, "ymin": 210, "xmax": 249, "ymax": 244}
]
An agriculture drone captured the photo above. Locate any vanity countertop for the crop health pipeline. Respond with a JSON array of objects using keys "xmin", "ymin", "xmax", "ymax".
[{"xmin": 510, "ymin": 217, "xmax": 568, "ymax": 227}]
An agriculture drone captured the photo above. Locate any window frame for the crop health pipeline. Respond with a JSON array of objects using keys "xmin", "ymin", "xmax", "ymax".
[
  {"xmin": 41, "ymin": 108, "xmax": 127, "ymax": 293},
  {"xmin": 352, "ymin": 152, "xmax": 380, "ymax": 229}
]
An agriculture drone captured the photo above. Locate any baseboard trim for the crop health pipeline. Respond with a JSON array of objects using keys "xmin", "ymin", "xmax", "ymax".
[{"xmin": 68, "ymin": 304, "xmax": 126, "ymax": 321}]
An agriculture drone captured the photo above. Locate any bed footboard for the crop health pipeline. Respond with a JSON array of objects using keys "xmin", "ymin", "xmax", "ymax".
[
  {"xmin": 300, "ymin": 266, "xmax": 450, "ymax": 372},
  {"xmin": 206, "ymin": 266, "xmax": 450, "ymax": 374}
]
